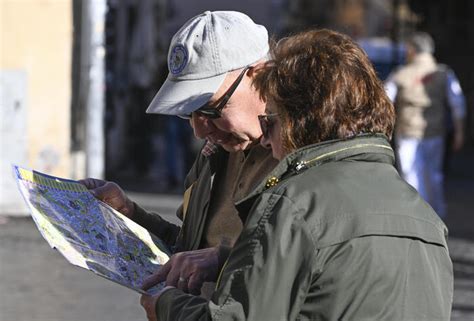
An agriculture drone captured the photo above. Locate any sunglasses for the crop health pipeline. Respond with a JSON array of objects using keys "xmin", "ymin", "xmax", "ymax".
[
  {"xmin": 258, "ymin": 113, "xmax": 279, "ymax": 138},
  {"xmin": 180, "ymin": 66, "xmax": 252, "ymax": 120}
]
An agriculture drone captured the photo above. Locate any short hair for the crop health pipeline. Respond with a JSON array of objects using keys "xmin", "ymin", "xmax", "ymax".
[
  {"xmin": 406, "ymin": 32, "xmax": 434, "ymax": 54},
  {"xmin": 253, "ymin": 29, "xmax": 395, "ymax": 153}
]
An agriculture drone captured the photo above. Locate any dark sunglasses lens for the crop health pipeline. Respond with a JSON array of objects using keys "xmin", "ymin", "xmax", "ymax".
[{"xmin": 259, "ymin": 116, "xmax": 268, "ymax": 137}]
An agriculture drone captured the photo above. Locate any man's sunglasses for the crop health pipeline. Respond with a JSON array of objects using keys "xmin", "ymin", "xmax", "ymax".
[
  {"xmin": 258, "ymin": 113, "xmax": 279, "ymax": 138},
  {"xmin": 181, "ymin": 66, "xmax": 252, "ymax": 119}
]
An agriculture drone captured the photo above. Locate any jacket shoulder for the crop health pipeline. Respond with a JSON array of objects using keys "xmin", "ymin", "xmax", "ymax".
[{"xmin": 272, "ymin": 161, "xmax": 448, "ymax": 250}]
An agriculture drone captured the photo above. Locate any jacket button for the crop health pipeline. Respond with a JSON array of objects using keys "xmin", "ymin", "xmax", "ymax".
[{"xmin": 265, "ymin": 176, "xmax": 279, "ymax": 188}]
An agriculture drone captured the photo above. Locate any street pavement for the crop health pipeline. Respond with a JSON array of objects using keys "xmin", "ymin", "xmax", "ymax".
[
  {"xmin": 444, "ymin": 146, "xmax": 474, "ymax": 321},
  {"xmin": 0, "ymin": 192, "xmax": 182, "ymax": 321},
  {"xmin": 1, "ymin": 149, "xmax": 473, "ymax": 321}
]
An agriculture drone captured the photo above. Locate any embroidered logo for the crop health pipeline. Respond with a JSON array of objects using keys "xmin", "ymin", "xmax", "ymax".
[{"xmin": 169, "ymin": 44, "xmax": 188, "ymax": 75}]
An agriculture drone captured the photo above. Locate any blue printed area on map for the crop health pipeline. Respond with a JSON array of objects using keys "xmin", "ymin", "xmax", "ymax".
[{"xmin": 15, "ymin": 166, "xmax": 169, "ymax": 295}]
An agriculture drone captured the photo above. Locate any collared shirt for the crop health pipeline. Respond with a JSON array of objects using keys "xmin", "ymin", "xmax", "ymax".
[{"xmin": 201, "ymin": 144, "xmax": 278, "ymax": 248}]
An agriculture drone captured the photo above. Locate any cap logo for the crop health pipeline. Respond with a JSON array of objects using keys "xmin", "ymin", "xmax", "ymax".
[{"xmin": 169, "ymin": 44, "xmax": 188, "ymax": 75}]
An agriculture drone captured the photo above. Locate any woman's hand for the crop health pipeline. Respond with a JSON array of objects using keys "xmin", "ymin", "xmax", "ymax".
[{"xmin": 140, "ymin": 286, "xmax": 175, "ymax": 321}]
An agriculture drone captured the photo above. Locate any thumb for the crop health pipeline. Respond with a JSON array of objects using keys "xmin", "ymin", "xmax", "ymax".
[
  {"xmin": 142, "ymin": 262, "xmax": 171, "ymax": 290},
  {"xmin": 91, "ymin": 183, "xmax": 114, "ymax": 201},
  {"xmin": 78, "ymin": 178, "xmax": 105, "ymax": 189}
]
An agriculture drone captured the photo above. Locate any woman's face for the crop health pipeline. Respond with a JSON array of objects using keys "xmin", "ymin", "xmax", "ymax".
[{"xmin": 259, "ymin": 100, "xmax": 285, "ymax": 161}]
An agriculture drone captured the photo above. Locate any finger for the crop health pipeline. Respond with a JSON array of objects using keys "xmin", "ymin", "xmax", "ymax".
[
  {"xmin": 105, "ymin": 194, "xmax": 127, "ymax": 211},
  {"xmin": 78, "ymin": 178, "xmax": 96, "ymax": 189},
  {"xmin": 91, "ymin": 183, "xmax": 115, "ymax": 200},
  {"xmin": 142, "ymin": 262, "xmax": 171, "ymax": 290},
  {"xmin": 165, "ymin": 257, "xmax": 183, "ymax": 287},
  {"xmin": 187, "ymin": 273, "xmax": 204, "ymax": 295},
  {"xmin": 177, "ymin": 276, "xmax": 189, "ymax": 292}
]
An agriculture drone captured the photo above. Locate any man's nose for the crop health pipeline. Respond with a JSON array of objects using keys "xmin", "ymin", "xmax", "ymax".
[{"xmin": 191, "ymin": 114, "xmax": 214, "ymax": 139}]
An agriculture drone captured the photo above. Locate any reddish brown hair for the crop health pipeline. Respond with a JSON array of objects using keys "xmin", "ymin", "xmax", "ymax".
[{"xmin": 253, "ymin": 29, "xmax": 395, "ymax": 153}]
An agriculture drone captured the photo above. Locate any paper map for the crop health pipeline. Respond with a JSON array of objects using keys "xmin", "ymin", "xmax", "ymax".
[{"xmin": 13, "ymin": 165, "xmax": 170, "ymax": 295}]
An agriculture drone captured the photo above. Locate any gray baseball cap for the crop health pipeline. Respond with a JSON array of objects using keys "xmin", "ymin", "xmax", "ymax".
[{"xmin": 146, "ymin": 11, "xmax": 269, "ymax": 116}]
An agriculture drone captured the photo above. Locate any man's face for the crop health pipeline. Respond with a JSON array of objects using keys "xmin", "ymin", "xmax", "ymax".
[{"xmin": 190, "ymin": 68, "xmax": 265, "ymax": 152}]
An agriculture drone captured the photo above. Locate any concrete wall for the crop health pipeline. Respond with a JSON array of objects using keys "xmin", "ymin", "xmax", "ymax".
[{"xmin": 1, "ymin": 0, "xmax": 72, "ymax": 215}]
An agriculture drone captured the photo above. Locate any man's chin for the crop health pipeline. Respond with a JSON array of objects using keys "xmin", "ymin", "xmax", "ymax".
[{"xmin": 220, "ymin": 141, "xmax": 251, "ymax": 153}]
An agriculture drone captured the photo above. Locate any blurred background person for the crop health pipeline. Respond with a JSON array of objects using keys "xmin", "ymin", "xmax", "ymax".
[{"xmin": 385, "ymin": 31, "xmax": 466, "ymax": 219}]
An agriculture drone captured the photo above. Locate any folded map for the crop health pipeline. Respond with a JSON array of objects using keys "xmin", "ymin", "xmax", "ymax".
[{"xmin": 13, "ymin": 165, "xmax": 170, "ymax": 295}]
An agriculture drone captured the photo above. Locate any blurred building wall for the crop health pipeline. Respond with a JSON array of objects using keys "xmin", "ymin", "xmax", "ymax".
[
  {"xmin": 1, "ymin": 0, "xmax": 72, "ymax": 215},
  {"xmin": 164, "ymin": 0, "xmax": 284, "ymax": 39}
]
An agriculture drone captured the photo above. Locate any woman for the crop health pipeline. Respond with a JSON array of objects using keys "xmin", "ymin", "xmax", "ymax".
[{"xmin": 141, "ymin": 29, "xmax": 453, "ymax": 321}]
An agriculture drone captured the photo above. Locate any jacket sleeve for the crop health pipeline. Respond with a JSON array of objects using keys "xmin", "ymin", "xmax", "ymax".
[
  {"xmin": 155, "ymin": 192, "xmax": 316, "ymax": 321},
  {"xmin": 132, "ymin": 203, "xmax": 181, "ymax": 248},
  {"xmin": 445, "ymin": 69, "xmax": 466, "ymax": 120},
  {"xmin": 131, "ymin": 145, "xmax": 209, "ymax": 249}
]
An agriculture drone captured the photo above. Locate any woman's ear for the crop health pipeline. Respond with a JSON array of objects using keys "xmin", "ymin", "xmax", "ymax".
[{"xmin": 249, "ymin": 61, "xmax": 271, "ymax": 76}]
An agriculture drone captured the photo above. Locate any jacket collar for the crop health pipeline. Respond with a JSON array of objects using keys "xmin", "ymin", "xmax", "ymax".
[{"xmin": 237, "ymin": 134, "xmax": 394, "ymax": 206}]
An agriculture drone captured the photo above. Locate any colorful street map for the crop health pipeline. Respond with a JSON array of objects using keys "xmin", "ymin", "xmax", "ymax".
[{"xmin": 13, "ymin": 165, "xmax": 170, "ymax": 295}]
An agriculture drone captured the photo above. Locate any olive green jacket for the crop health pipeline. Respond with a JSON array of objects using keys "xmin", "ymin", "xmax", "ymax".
[
  {"xmin": 133, "ymin": 146, "xmax": 228, "ymax": 252},
  {"xmin": 156, "ymin": 135, "xmax": 453, "ymax": 321},
  {"xmin": 133, "ymin": 143, "xmax": 275, "ymax": 254}
]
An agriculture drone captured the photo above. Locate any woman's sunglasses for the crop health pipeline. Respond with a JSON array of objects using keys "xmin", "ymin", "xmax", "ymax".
[
  {"xmin": 258, "ymin": 113, "xmax": 279, "ymax": 137},
  {"xmin": 180, "ymin": 66, "xmax": 252, "ymax": 120}
]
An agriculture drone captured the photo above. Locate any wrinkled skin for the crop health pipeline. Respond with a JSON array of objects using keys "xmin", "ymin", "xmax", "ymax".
[
  {"xmin": 79, "ymin": 178, "xmax": 135, "ymax": 218},
  {"xmin": 142, "ymin": 247, "xmax": 220, "ymax": 295}
]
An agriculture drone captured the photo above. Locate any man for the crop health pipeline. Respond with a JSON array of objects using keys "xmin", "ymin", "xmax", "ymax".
[
  {"xmin": 81, "ymin": 11, "xmax": 277, "ymax": 296},
  {"xmin": 385, "ymin": 31, "xmax": 466, "ymax": 218}
]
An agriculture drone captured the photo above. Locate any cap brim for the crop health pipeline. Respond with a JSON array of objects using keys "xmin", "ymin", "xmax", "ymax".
[{"xmin": 146, "ymin": 73, "xmax": 227, "ymax": 116}]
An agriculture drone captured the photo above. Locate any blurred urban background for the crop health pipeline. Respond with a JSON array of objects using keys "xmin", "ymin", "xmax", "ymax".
[{"xmin": 1, "ymin": 0, "xmax": 473, "ymax": 320}]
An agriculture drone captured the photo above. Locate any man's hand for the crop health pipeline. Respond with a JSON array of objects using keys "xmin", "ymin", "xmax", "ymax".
[
  {"xmin": 142, "ymin": 247, "xmax": 220, "ymax": 295},
  {"xmin": 140, "ymin": 286, "xmax": 175, "ymax": 321},
  {"xmin": 78, "ymin": 178, "xmax": 135, "ymax": 219}
]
